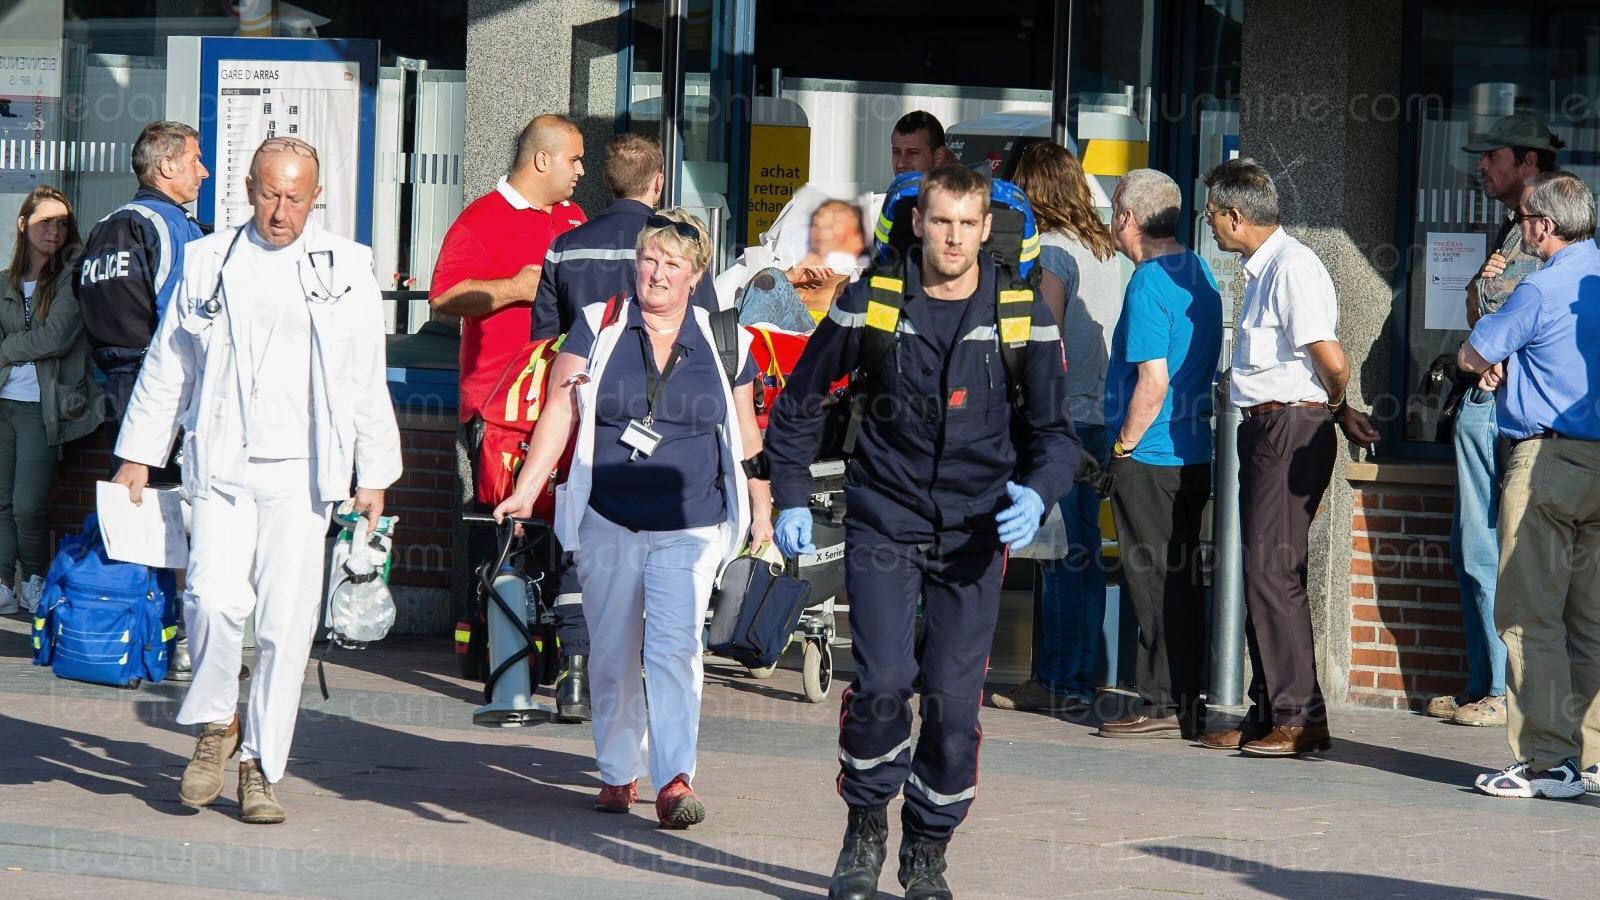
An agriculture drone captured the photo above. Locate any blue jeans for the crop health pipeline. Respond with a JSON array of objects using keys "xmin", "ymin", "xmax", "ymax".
[
  {"xmin": 1450, "ymin": 389, "xmax": 1506, "ymax": 698},
  {"xmin": 1034, "ymin": 423, "xmax": 1110, "ymax": 696}
]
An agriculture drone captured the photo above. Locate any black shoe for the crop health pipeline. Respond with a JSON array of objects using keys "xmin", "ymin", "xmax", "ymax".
[
  {"xmin": 898, "ymin": 836, "xmax": 953, "ymax": 899},
  {"xmin": 828, "ymin": 805, "xmax": 888, "ymax": 900},
  {"xmin": 556, "ymin": 654, "xmax": 590, "ymax": 723}
]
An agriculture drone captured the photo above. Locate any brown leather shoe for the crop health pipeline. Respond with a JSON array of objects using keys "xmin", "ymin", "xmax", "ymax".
[
  {"xmin": 1097, "ymin": 712, "xmax": 1182, "ymax": 738},
  {"xmin": 1239, "ymin": 724, "xmax": 1333, "ymax": 757},
  {"xmin": 1197, "ymin": 727, "xmax": 1246, "ymax": 750}
]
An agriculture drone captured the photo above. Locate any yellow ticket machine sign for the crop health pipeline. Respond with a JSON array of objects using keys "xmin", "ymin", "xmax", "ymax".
[{"xmin": 746, "ymin": 123, "xmax": 810, "ymax": 246}]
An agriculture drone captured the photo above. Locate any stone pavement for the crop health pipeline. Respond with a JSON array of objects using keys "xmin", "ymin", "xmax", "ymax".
[{"xmin": 2, "ymin": 614, "xmax": 1596, "ymax": 899}]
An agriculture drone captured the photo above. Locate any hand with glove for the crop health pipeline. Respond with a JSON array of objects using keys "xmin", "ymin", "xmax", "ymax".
[
  {"xmin": 995, "ymin": 481, "xmax": 1046, "ymax": 549},
  {"xmin": 774, "ymin": 507, "xmax": 816, "ymax": 559}
]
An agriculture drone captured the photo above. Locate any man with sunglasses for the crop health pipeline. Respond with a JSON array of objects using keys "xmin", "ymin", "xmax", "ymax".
[
  {"xmin": 1426, "ymin": 113, "xmax": 1564, "ymax": 728},
  {"xmin": 1457, "ymin": 170, "xmax": 1600, "ymax": 800},
  {"xmin": 1197, "ymin": 158, "xmax": 1379, "ymax": 758}
]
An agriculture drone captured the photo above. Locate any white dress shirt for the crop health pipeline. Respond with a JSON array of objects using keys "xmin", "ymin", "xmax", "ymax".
[
  {"xmin": 1229, "ymin": 226, "xmax": 1340, "ymax": 407},
  {"xmin": 238, "ymin": 225, "xmax": 313, "ymax": 459}
]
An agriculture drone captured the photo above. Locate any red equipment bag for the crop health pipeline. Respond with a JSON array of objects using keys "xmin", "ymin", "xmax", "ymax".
[
  {"xmin": 744, "ymin": 325, "xmax": 809, "ymax": 428},
  {"xmin": 474, "ymin": 336, "xmax": 570, "ymax": 514}
]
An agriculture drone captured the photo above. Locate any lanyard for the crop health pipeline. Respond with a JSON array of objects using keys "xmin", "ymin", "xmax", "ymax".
[{"xmin": 638, "ymin": 329, "xmax": 684, "ymax": 427}]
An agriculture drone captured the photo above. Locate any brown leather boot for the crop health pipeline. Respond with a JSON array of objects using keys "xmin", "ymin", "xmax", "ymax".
[
  {"xmin": 178, "ymin": 716, "xmax": 240, "ymax": 807},
  {"xmin": 238, "ymin": 759, "xmax": 286, "ymax": 824}
]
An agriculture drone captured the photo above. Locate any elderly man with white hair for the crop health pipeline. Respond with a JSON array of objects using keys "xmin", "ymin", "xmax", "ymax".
[
  {"xmin": 112, "ymin": 136, "xmax": 402, "ymax": 824},
  {"xmin": 1093, "ymin": 169, "xmax": 1224, "ymax": 740}
]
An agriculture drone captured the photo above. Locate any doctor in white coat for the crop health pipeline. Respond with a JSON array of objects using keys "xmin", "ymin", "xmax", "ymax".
[{"xmin": 112, "ymin": 137, "xmax": 402, "ymax": 824}]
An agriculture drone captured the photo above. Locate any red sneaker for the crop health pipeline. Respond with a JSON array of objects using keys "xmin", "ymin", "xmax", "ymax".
[
  {"xmin": 654, "ymin": 775, "xmax": 705, "ymax": 829},
  {"xmin": 594, "ymin": 780, "xmax": 638, "ymax": 813}
]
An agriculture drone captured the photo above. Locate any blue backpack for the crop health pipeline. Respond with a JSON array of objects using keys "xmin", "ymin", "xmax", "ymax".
[{"xmin": 31, "ymin": 515, "xmax": 180, "ymax": 688}]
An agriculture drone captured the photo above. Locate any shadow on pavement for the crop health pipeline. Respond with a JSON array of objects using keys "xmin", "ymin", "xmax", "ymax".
[
  {"xmin": 1138, "ymin": 844, "xmax": 1533, "ymax": 899},
  {"xmin": 1, "ymin": 698, "xmax": 828, "ymax": 898}
]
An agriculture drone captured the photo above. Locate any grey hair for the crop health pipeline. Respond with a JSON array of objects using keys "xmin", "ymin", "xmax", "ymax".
[
  {"xmin": 1525, "ymin": 171, "xmax": 1597, "ymax": 242},
  {"xmin": 132, "ymin": 121, "xmax": 199, "ymax": 186},
  {"xmin": 1114, "ymin": 168, "xmax": 1181, "ymax": 239},
  {"xmin": 1201, "ymin": 157, "xmax": 1280, "ymax": 227}
]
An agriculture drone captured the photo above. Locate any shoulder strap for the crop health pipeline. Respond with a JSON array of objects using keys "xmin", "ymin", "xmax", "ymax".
[
  {"xmin": 994, "ymin": 259, "xmax": 1035, "ymax": 407},
  {"xmin": 708, "ymin": 307, "xmax": 741, "ymax": 385},
  {"xmin": 854, "ymin": 252, "xmax": 912, "ymax": 380}
]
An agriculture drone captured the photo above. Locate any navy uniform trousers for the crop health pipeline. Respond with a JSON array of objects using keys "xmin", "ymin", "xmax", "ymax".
[{"xmin": 838, "ymin": 485, "xmax": 1004, "ymax": 841}]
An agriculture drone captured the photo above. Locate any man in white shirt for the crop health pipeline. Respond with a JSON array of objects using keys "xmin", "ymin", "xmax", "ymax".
[
  {"xmin": 1195, "ymin": 158, "xmax": 1379, "ymax": 758},
  {"xmin": 112, "ymin": 137, "xmax": 402, "ymax": 824}
]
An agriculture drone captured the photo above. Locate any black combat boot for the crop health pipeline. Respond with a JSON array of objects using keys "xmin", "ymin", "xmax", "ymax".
[
  {"xmin": 898, "ymin": 836, "xmax": 953, "ymax": 899},
  {"xmin": 555, "ymin": 654, "xmax": 590, "ymax": 723},
  {"xmin": 828, "ymin": 805, "xmax": 888, "ymax": 900}
]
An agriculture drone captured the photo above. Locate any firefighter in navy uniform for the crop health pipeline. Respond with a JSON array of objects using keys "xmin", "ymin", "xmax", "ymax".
[{"xmin": 767, "ymin": 166, "xmax": 1079, "ymax": 900}]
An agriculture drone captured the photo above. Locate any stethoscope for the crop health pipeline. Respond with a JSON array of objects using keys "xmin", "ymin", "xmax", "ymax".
[{"xmin": 200, "ymin": 225, "xmax": 351, "ymax": 318}]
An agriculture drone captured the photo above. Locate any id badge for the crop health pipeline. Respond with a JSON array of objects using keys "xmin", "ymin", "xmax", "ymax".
[{"xmin": 620, "ymin": 418, "xmax": 663, "ymax": 459}]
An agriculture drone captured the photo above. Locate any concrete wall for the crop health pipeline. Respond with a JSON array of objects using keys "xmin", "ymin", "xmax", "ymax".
[
  {"xmin": 463, "ymin": 0, "xmax": 625, "ymax": 214},
  {"xmin": 1236, "ymin": 0, "xmax": 1406, "ymax": 707}
]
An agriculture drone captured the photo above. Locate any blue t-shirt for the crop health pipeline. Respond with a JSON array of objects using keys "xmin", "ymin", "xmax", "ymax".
[
  {"xmin": 563, "ymin": 304, "xmax": 756, "ymax": 531},
  {"xmin": 1103, "ymin": 251, "xmax": 1223, "ymax": 465},
  {"xmin": 1466, "ymin": 239, "xmax": 1600, "ymax": 440}
]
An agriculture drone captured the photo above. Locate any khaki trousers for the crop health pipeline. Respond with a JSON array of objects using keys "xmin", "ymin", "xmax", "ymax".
[{"xmin": 1496, "ymin": 437, "xmax": 1600, "ymax": 771}]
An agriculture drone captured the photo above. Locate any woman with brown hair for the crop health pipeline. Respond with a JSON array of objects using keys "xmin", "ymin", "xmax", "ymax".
[
  {"xmin": 991, "ymin": 141, "xmax": 1124, "ymax": 715},
  {"xmin": 0, "ymin": 185, "xmax": 101, "ymax": 615}
]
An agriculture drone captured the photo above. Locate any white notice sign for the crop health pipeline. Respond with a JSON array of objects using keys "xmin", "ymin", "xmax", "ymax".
[
  {"xmin": 1424, "ymin": 232, "xmax": 1486, "ymax": 331},
  {"xmin": 214, "ymin": 58, "xmax": 360, "ymax": 238}
]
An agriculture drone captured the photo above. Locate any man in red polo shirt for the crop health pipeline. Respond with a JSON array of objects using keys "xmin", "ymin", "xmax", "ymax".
[{"xmin": 432, "ymin": 113, "xmax": 587, "ymax": 715}]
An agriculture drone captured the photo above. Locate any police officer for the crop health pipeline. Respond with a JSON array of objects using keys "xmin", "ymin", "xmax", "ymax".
[
  {"xmin": 76, "ymin": 120, "xmax": 210, "ymax": 680},
  {"xmin": 528, "ymin": 132, "xmax": 718, "ymax": 723},
  {"xmin": 767, "ymin": 166, "xmax": 1079, "ymax": 900},
  {"xmin": 77, "ymin": 120, "xmax": 209, "ymax": 468}
]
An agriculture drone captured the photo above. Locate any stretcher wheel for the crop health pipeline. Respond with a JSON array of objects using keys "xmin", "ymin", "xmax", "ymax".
[
  {"xmin": 802, "ymin": 640, "xmax": 831, "ymax": 703},
  {"xmin": 746, "ymin": 661, "xmax": 779, "ymax": 679}
]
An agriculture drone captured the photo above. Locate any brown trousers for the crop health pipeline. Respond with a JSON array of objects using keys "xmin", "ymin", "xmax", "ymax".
[{"xmin": 1237, "ymin": 405, "xmax": 1336, "ymax": 728}]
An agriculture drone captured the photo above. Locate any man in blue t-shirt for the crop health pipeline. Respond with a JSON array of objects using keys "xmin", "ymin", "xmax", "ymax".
[{"xmin": 1095, "ymin": 169, "xmax": 1223, "ymax": 741}]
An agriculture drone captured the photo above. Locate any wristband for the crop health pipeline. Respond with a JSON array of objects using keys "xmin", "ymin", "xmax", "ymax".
[{"xmin": 741, "ymin": 449, "xmax": 771, "ymax": 480}]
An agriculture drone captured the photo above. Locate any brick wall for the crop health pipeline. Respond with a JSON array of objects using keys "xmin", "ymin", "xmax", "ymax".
[
  {"xmin": 44, "ymin": 416, "xmax": 457, "ymax": 633},
  {"xmin": 1347, "ymin": 483, "xmax": 1466, "ymax": 709}
]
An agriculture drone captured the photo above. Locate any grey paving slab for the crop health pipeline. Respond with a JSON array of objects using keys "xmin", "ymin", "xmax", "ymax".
[{"xmin": 2, "ymin": 617, "xmax": 1595, "ymax": 898}]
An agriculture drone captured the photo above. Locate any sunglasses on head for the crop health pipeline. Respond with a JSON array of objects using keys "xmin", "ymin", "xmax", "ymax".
[{"xmin": 646, "ymin": 215, "xmax": 700, "ymax": 240}]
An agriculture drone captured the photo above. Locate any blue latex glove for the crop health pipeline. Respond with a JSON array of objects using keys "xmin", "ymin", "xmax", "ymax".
[
  {"xmin": 774, "ymin": 507, "xmax": 816, "ymax": 559},
  {"xmin": 995, "ymin": 481, "xmax": 1045, "ymax": 549}
]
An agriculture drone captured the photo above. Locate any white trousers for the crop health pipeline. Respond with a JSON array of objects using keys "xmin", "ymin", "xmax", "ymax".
[
  {"xmin": 573, "ymin": 510, "xmax": 722, "ymax": 789},
  {"xmin": 175, "ymin": 457, "xmax": 332, "ymax": 783}
]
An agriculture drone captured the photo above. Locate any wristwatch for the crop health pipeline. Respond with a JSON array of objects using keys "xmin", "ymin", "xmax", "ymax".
[{"xmin": 1112, "ymin": 439, "xmax": 1133, "ymax": 458}]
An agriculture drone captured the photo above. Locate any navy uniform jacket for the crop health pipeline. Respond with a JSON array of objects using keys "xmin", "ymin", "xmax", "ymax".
[
  {"xmin": 531, "ymin": 198, "xmax": 719, "ymax": 339},
  {"xmin": 75, "ymin": 187, "xmax": 208, "ymax": 351},
  {"xmin": 767, "ymin": 249, "xmax": 1080, "ymax": 540}
]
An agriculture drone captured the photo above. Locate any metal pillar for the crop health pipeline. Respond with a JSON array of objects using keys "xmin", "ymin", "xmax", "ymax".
[
  {"xmin": 659, "ymin": 0, "xmax": 687, "ymax": 207},
  {"xmin": 1050, "ymin": 0, "xmax": 1073, "ymax": 145},
  {"xmin": 1209, "ymin": 371, "xmax": 1246, "ymax": 707}
]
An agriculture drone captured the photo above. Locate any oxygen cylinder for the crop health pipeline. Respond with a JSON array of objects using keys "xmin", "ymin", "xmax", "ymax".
[{"xmin": 471, "ymin": 567, "xmax": 543, "ymax": 727}]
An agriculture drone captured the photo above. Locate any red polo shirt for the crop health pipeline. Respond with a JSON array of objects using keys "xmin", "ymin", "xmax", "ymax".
[{"xmin": 431, "ymin": 177, "xmax": 586, "ymax": 422}]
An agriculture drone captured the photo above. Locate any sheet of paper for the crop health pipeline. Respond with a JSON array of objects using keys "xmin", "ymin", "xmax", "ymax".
[
  {"xmin": 1424, "ymin": 232, "xmax": 1486, "ymax": 331},
  {"xmin": 96, "ymin": 482, "xmax": 190, "ymax": 569}
]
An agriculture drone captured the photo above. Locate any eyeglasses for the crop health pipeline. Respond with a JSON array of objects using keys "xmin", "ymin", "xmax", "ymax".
[
  {"xmin": 257, "ymin": 138, "xmax": 318, "ymax": 160},
  {"xmin": 1511, "ymin": 210, "xmax": 1545, "ymax": 226},
  {"xmin": 645, "ymin": 214, "xmax": 700, "ymax": 241}
]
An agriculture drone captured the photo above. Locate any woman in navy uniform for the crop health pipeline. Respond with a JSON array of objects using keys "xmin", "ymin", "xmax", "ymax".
[{"xmin": 767, "ymin": 166, "xmax": 1079, "ymax": 900}]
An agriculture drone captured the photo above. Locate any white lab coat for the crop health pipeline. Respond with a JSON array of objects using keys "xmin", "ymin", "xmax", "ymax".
[{"xmin": 115, "ymin": 223, "xmax": 402, "ymax": 499}]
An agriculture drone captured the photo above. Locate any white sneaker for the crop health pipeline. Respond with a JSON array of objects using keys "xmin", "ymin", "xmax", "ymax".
[
  {"xmin": 1474, "ymin": 760, "xmax": 1585, "ymax": 799},
  {"xmin": 19, "ymin": 575, "xmax": 42, "ymax": 613},
  {"xmin": 0, "ymin": 582, "xmax": 16, "ymax": 615},
  {"xmin": 1582, "ymin": 763, "xmax": 1600, "ymax": 794}
]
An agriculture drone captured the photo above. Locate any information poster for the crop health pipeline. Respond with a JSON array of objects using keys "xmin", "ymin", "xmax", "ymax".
[
  {"xmin": 213, "ymin": 58, "xmax": 361, "ymax": 237},
  {"xmin": 745, "ymin": 124, "xmax": 809, "ymax": 246},
  {"xmin": 1424, "ymin": 232, "xmax": 1486, "ymax": 331}
]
